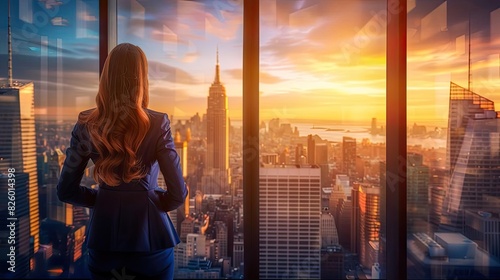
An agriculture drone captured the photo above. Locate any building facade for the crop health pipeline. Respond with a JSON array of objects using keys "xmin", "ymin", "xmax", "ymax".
[
  {"xmin": 260, "ymin": 166, "xmax": 322, "ymax": 279},
  {"xmin": 205, "ymin": 49, "xmax": 229, "ymax": 195},
  {"xmin": 342, "ymin": 136, "xmax": 357, "ymax": 182},
  {"xmin": 441, "ymin": 82, "xmax": 500, "ymax": 233},
  {"xmin": 0, "ymin": 82, "xmax": 40, "ymax": 264}
]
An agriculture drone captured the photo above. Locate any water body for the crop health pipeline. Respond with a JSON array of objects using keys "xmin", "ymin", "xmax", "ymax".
[
  {"xmin": 293, "ymin": 123, "xmax": 446, "ymax": 149},
  {"xmin": 231, "ymin": 121, "xmax": 447, "ymax": 149}
]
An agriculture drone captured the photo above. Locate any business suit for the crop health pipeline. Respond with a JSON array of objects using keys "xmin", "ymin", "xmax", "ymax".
[{"xmin": 57, "ymin": 108, "xmax": 187, "ymax": 279}]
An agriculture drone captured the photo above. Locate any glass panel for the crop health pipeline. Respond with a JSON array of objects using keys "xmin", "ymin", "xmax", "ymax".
[
  {"xmin": 117, "ymin": 1, "xmax": 244, "ymax": 279},
  {"xmin": 0, "ymin": 0, "xmax": 100, "ymax": 278},
  {"xmin": 259, "ymin": 1, "xmax": 387, "ymax": 279},
  {"xmin": 407, "ymin": 1, "xmax": 500, "ymax": 278}
]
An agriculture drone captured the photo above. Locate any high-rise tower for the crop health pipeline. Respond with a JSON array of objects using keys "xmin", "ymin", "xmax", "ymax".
[
  {"xmin": 260, "ymin": 166, "xmax": 322, "ymax": 279},
  {"xmin": 1, "ymin": 0, "xmax": 39, "ymax": 264},
  {"xmin": 204, "ymin": 48, "xmax": 229, "ymax": 194},
  {"xmin": 342, "ymin": 136, "xmax": 357, "ymax": 182},
  {"xmin": 353, "ymin": 183, "xmax": 380, "ymax": 269},
  {"xmin": 0, "ymin": 83, "xmax": 40, "ymax": 261},
  {"xmin": 207, "ymin": 47, "xmax": 228, "ymax": 171},
  {"xmin": 441, "ymin": 82, "xmax": 500, "ymax": 232},
  {"xmin": 407, "ymin": 153, "xmax": 430, "ymax": 234}
]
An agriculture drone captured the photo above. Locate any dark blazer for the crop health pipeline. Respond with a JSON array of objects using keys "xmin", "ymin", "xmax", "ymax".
[{"xmin": 56, "ymin": 108, "xmax": 188, "ymax": 252}]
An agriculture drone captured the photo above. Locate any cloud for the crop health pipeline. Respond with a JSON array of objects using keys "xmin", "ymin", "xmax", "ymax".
[
  {"xmin": 38, "ymin": 0, "xmax": 63, "ymax": 10},
  {"xmin": 120, "ymin": 0, "xmax": 243, "ymax": 45},
  {"xmin": 50, "ymin": 17, "xmax": 69, "ymax": 26},
  {"xmin": 148, "ymin": 60, "xmax": 201, "ymax": 85},
  {"xmin": 78, "ymin": 10, "xmax": 98, "ymax": 22},
  {"xmin": 224, "ymin": 68, "xmax": 287, "ymax": 84}
]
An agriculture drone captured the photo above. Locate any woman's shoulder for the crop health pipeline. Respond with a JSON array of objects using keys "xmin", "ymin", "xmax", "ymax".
[
  {"xmin": 145, "ymin": 108, "xmax": 172, "ymax": 124},
  {"xmin": 145, "ymin": 108, "xmax": 169, "ymax": 118},
  {"xmin": 78, "ymin": 108, "xmax": 96, "ymax": 123}
]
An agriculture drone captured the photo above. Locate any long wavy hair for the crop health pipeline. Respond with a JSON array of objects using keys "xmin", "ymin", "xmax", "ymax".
[{"xmin": 79, "ymin": 43, "xmax": 151, "ymax": 186}]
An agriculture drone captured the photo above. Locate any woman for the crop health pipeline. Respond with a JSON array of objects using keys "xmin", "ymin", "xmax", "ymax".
[{"xmin": 56, "ymin": 43, "xmax": 187, "ymax": 280}]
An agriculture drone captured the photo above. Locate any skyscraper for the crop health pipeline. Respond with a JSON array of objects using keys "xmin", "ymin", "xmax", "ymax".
[
  {"xmin": 335, "ymin": 196, "xmax": 353, "ymax": 251},
  {"xmin": 206, "ymin": 48, "xmax": 228, "ymax": 171},
  {"xmin": 204, "ymin": 48, "xmax": 229, "ymax": 194},
  {"xmin": 0, "ymin": 82, "xmax": 40, "ymax": 258},
  {"xmin": 320, "ymin": 207, "xmax": 339, "ymax": 247},
  {"xmin": 0, "ymin": 3, "xmax": 39, "ymax": 263},
  {"xmin": 342, "ymin": 136, "xmax": 357, "ymax": 182},
  {"xmin": 174, "ymin": 130, "xmax": 190, "ymax": 218},
  {"xmin": 46, "ymin": 148, "xmax": 74, "ymax": 225},
  {"xmin": 214, "ymin": 221, "xmax": 228, "ymax": 259},
  {"xmin": 307, "ymin": 134, "xmax": 316, "ymax": 164},
  {"xmin": 295, "ymin": 143, "xmax": 306, "ymax": 164},
  {"xmin": 315, "ymin": 143, "xmax": 328, "ymax": 165},
  {"xmin": 353, "ymin": 182, "xmax": 380, "ymax": 268},
  {"xmin": 174, "ymin": 130, "xmax": 188, "ymax": 179},
  {"xmin": 260, "ymin": 166, "xmax": 321, "ymax": 279},
  {"xmin": 0, "ymin": 172, "xmax": 30, "ymax": 279},
  {"xmin": 214, "ymin": 207, "xmax": 235, "ymax": 260},
  {"xmin": 407, "ymin": 153, "xmax": 430, "ymax": 234},
  {"xmin": 441, "ymin": 82, "xmax": 500, "ymax": 233}
]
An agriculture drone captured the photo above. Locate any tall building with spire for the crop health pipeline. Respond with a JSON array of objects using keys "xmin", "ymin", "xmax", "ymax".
[
  {"xmin": 203, "ymin": 48, "xmax": 229, "ymax": 194},
  {"xmin": 440, "ymin": 82, "xmax": 500, "ymax": 233},
  {"xmin": 0, "ymin": 1, "xmax": 39, "ymax": 271},
  {"xmin": 207, "ymin": 48, "xmax": 228, "ymax": 171}
]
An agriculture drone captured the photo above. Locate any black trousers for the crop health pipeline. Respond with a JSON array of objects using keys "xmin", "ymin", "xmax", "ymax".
[{"xmin": 88, "ymin": 248, "xmax": 174, "ymax": 280}]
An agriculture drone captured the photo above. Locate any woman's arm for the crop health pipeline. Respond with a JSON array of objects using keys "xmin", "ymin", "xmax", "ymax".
[
  {"xmin": 155, "ymin": 114, "xmax": 188, "ymax": 212},
  {"xmin": 56, "ymin": 121, "xmax": 98, "ymax": 207}
]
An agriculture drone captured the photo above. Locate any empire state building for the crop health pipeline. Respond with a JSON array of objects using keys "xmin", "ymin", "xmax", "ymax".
[{"xmin": 204, "ymin": 49, "xmax": 229, "ymax": 194}]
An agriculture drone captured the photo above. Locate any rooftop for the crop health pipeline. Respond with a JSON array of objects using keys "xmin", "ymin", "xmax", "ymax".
[
  {"xmin": 0, "ymin": 81, "xmax": 31, "ymax": 89},
  {"xmin": 434, "ymin": 232, "xmax": 476, "ymax": 245}
]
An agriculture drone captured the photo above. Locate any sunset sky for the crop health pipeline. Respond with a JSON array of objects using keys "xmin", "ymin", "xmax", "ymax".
[{"xmin": 0, "ymin": 0, "xmax": 499, "ymax": 126}]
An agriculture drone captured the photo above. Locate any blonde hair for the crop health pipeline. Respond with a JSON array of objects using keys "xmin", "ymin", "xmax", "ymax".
[{"xmin": 79, "ymin": 43, "xmax": 151, "ymax": 186}]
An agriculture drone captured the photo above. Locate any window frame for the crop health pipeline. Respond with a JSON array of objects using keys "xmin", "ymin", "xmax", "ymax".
[{"xmin": 99, "ymin": 0, "xmax": 407, "ymax": 279}]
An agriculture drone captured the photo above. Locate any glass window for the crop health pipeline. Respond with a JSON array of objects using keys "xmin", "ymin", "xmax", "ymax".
[
  {"xmin": 259, "ymin": 1, "xmax": 387, "ymax": 279},
  {"xmin": 117, "ymin": 0, "xmax": 244, "ymax": 278},
  {"xmin": 407, "ymin": 1, "xmax": 500, "ymax": 279},
  {"xmin": 0, "ymin": 0, "xmax": 100, "ymax": 278}
]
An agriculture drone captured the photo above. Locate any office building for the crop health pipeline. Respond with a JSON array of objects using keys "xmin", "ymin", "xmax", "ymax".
[
  {"xmin": 214, "ymin": 221, "xmax": 228, "ymax": 259},
  {"xmin": 320, "ymin": 207, "xmax": 339, "ymax": 247},
  {"xmin": 295, "ymin": 144, "xmax": 306, "ymax": 164},
  {"xmin": 0, "ymin": 172, "xmax": 30, "ymax": 279},
  {"xmin": 353, "ymin": 183, "xmax": 380, "ymax": 269},
  {"xmin": 46, "ymin": 149, "xmax": 73, "ymax": 225},
  {"xmin": 214, "ymin": 207, "xmax": 234, "ymax": 260},
  {"xmin": 307, "ymin": 134, "xmax": 316, "ymax": 164},
  {"xmin": 408, "ymin": 232, "xmax": 500, "ymax": 279},
  {"xmin": 315, "ymin": 143, "xmax": 328, "ymax": 165},
  {"xmin": 175, "ymin": 256, "xmax": 221, "ymax": 279},
  {"xmin": 336, "ymin": 197, "xmax": 353, "ymax": 251},
  {"xmin": 342, "ymin": 136, "xmax": 357, "ymax": 182},
  {"xmin": 429, "ymin": 168, "xmax": 447, "ymax": 232},
  {"xmin": 329, "ymin": 178, "xmax": 346, "ymax": 216},
  {"xmin": 464, "ymin": 209, "xmax": 500, "ymax": 260},
  {"xmin": 321, "ymin": 245, "xmax": 344, "ymax": 280},
  {"xmin": 441, "ymin": 82, "xmax": 500, "ymax": 232},
  {"xmin": 407, "ymin": 153, "xmax": 430, "ymax": 234},
  {"xmin": 260, "ymin": 166, "xmax": 321, "ymax": 279},
  {"xmin": 0, "ymin": 82, "xmax": 40, "ymax": 258},
  {"xmin": 174, "ymin": 130, "xmax": 188, "ymax": 179},
  {"xmin": 233, "ymin": 240, "xmax": 244, "ymax": 269}
]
